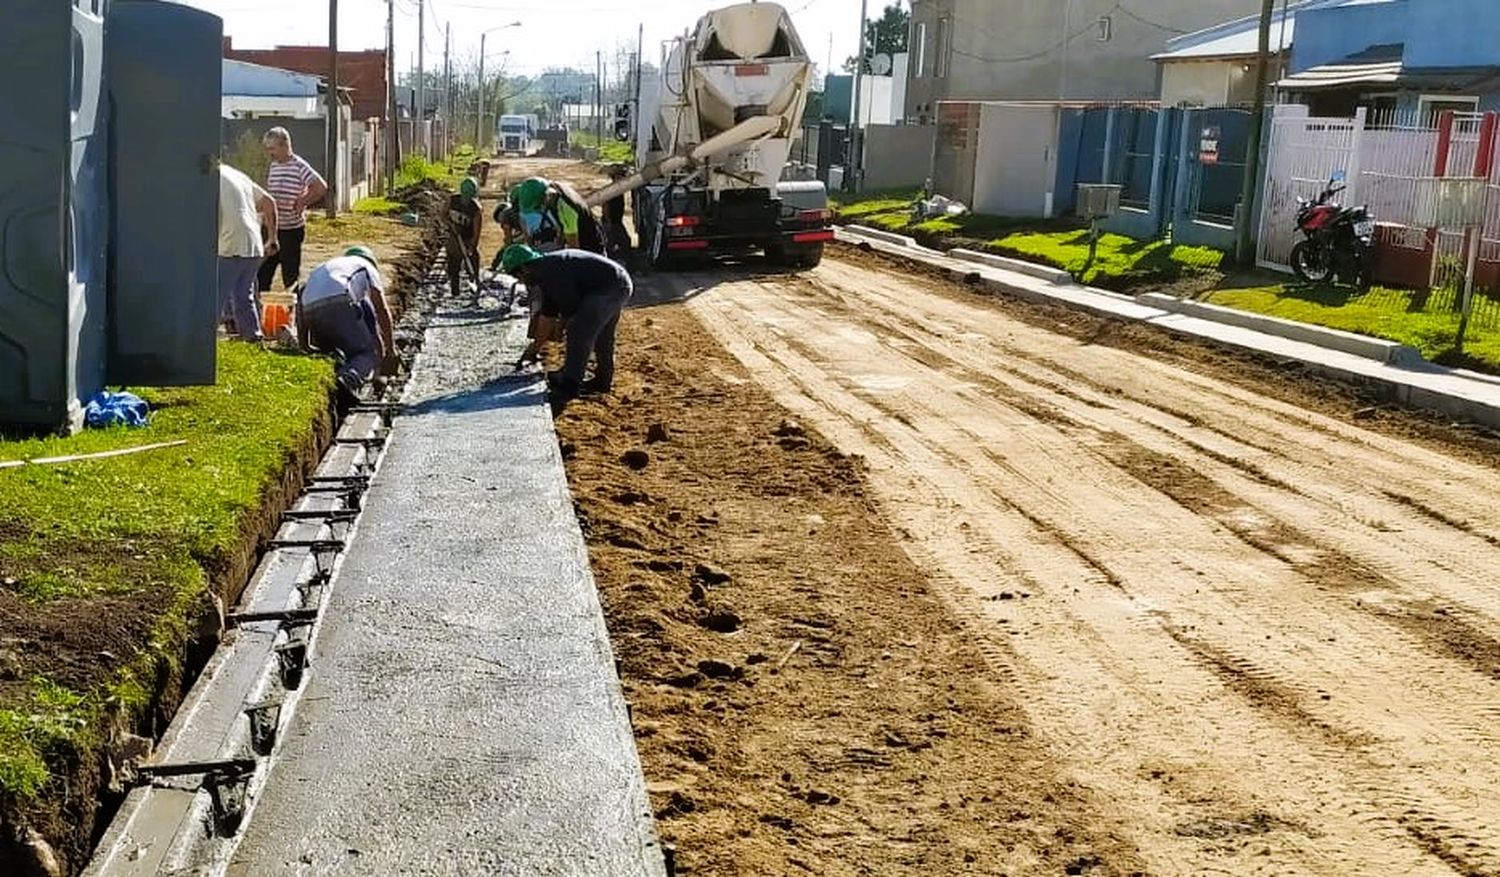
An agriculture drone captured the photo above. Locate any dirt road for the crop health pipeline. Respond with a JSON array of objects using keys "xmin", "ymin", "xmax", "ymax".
[{"xmin": 602, "ymin": 251, "xmax": 1500, "ymax": 875}]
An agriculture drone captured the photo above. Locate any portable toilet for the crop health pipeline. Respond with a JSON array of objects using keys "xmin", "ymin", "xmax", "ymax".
[
  {"xmin": 0, "ymin": 0, "xmax": 111, "ymax": 432},
  {"xmin": 106, "ymin": 0, "xmax": 223, "ymax": 386}
]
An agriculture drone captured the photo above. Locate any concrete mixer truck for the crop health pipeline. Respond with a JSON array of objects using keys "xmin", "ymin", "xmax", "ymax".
[{"xmin": 584, "ymin": 2, "xmax": 832, "ymax": 269}]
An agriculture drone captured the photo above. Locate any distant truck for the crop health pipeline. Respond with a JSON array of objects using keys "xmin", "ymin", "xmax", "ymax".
[{"xmin": 496, "ymin": 114, "xmax": 540, "ymax": 155}]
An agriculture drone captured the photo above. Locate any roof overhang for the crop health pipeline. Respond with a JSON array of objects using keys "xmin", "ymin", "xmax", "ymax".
[{"xmin": 1276, "ymin": 60, "xmax": 1402, "ymax": 90}]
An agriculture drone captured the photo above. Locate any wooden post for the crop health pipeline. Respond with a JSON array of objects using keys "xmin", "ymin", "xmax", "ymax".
[
  {"xmin": 326, "ymin": 0, "xmax": 339, "ymax": 217},
  {"xmin": 1235, "ymin": 0, "xmax": 1276, "ymax": 265}
]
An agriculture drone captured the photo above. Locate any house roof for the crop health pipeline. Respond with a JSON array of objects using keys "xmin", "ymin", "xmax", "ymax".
[
  {"xmin": 1152, "ymin": 0, "xmax": 1378, "ymax": 63},
  {"xmin": 1274, "ymin": 43, "xmax": 1500, "ymax": 91},
  {"xmin": 222, "ymin": 58, "xmax": 322, "ymax": 98}
]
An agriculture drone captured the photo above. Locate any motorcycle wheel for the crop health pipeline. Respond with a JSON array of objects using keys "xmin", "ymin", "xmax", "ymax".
[{"xmin": 1290, "ymin": 240, "xmax": 1332, "ymax": 283}]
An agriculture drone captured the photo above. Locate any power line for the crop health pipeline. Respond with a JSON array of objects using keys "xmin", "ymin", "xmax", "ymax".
[
  {"xmin": 949, "ymin": 2, "xmax": 1124, "ymax": 66},
  {"xmin": 1114, "ymin": 2, "xmax": 1190, "ymax": 36}
]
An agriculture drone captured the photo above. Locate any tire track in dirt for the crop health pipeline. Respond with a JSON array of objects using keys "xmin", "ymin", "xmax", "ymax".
[
  {"xmin": 674, "ymin": 263, "xmax": 1500, "ymax": 875},
  {"xmin": 801, "ymin": 264, "xmax": 1500, "ymax": 650},
  {"xmin": 688, "ymin": 282, "xmax": 1440, "ymax": 874}
]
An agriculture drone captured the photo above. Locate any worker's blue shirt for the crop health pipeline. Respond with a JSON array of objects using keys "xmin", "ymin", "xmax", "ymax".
[{"xmin": 529, "ymin": 249, "xmax": 632, "ymax": 319}]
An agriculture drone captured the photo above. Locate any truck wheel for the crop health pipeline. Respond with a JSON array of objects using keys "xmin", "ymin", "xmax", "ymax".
[{"xmin": 795, "ymin": 244, "xmax": 824, "ymax": 269}]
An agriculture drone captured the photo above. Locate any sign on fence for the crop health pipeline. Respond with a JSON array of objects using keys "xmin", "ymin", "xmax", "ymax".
[{"xmin": 1200, "ymin": 125, "xmax": 1221, "ymax": 166}]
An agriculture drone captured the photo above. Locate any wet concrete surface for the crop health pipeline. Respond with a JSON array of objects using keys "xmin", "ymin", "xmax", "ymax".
[{"xmin": 228, "ymin": 293, "xmax": 666, "ymax": 876}]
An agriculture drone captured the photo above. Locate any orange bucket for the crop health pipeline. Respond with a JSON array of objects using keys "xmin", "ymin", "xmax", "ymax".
[{"xmin": 261, "ymin": 294, "xmax": 293, "ymax": 337}]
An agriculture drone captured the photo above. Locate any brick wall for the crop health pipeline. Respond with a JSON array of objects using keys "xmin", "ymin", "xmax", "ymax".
[{"xmin": 223, "ymin": 38, "xmax": 387, "ymax": 121}]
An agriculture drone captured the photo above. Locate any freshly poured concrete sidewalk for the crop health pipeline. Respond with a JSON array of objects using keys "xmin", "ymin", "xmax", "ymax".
[{"xmin": 228, "ymin": 304, "xmax": 666, "ymax": 876}]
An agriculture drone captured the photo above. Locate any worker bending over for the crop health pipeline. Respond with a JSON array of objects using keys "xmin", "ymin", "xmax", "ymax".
[
  {"xmin": 297, "ymin": 246, "xmax": 395, "ymax": 406},
  {"xmin": 446, "ymin": 176, "xmax": 483, "ymax": 297},
  {"xmin": 501, "ymin": 244, "xmax": 632, "ymax": 415}
]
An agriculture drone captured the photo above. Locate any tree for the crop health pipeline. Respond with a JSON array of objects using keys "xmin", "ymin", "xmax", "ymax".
[{"xmin": 844, "ymin": 4, "xmax": 910, "ymax": 73}]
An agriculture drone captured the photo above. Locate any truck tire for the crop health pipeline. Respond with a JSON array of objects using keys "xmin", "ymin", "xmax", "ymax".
[{"xmin": 768, "ymin": 243, "xmax": 822, "ymax": 270}]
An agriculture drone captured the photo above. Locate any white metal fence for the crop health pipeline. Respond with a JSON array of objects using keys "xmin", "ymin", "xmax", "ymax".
[{"xmin": 1256, "ymin": 106, "xmax": 1364, "ymax": 271}]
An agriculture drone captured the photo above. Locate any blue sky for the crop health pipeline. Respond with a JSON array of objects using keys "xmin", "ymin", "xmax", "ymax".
[{"xmin": 180, "ymin": 0, "xmax": 866, "ymax": 82}]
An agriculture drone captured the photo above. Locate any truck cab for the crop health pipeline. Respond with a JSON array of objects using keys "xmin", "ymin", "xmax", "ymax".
[{"xmin": 497, "ymin": 114, "xmax": 537, "ymax": 156}]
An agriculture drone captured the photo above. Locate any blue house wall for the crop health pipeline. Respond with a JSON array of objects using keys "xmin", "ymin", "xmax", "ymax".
[
  {"xmin": 1405, "ymin": 0, "xmax": 1500, "ymax": 68},
  {"xmin": 1291, "ymin": 0, "xmax": 1408, "ymax": 73}
]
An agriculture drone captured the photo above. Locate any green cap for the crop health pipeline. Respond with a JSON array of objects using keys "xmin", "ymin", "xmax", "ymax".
[
  {"xmin": 513, "ymin": 177, "xmax": 549, "ymax": 210},
  {"xmin": 344, "ymin": 245, "xmax": 378, "ymax": 267},
  {"xmin": 459, "ymin": 176, "xmax": 480, "ymax": 199},
  {"xmin": 500, "ymin": 243, "xmax": 544, "ymax": 274}
]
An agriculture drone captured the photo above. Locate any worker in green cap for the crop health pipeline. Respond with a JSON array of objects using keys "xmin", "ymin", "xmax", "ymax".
[
  {"xmin": 296, "ymin": 245, "xmax": 396, "ymax": 407},
  {"xmin": 501, "ymin": 243, "xmax": 632, "ymax": 415},
  {"xmin": 445, "ymin": 176, "xmax": 483, "ymax": 297},
  {"xmin": 510, "ymin": 176, "xmax": 567, "ymax": 252}
]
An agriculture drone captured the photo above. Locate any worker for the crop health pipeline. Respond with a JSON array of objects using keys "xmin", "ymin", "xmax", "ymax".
[
  {"xmin": 217, "ymin": 162, "xmax": 278, "ymax": 341},
  {"xmin": 501, "ymin": 244, "xmax": 633, "ymax": 415},
  {"xmin": 510, "ymin": 177, "xmax": 567, "ymax": 252},
  {"xmin": 446, "ymin": 176, "xmax": 483, "ymax": 297},
  {"xmin": 296, "ymin": 246, "xmax": 396, "ymax": 406}
]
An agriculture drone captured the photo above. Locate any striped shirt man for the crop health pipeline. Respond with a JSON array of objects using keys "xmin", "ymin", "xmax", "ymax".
[{"xmin": 266, "ymin": 154, "xmax": 323, "ymax": 230}]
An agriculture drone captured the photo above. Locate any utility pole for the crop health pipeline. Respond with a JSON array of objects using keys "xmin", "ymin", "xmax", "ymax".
[
  {"xmin": 634, "ymin": 23, "xmax": 644, "ymax": 144},
  {"xmin": 477, "ymin": 37, "xmax": 487, "ymax": 151},
  {"xmin": 443, "ymin": 24, "xmax": 451, "ymax": 156},
  {"xmin": 385, "ymin": 0, "xmax": 397, "ymax": 189},
  {"xmin": 595, "ymin": 50, "xmax": 604, "ymax": 151},
  {"xmin": 327, "ymin": 0, "xmax": 339, "ymax": 217},
  {"xmin": 416, "ymin": 0, "xmax": 425, "ymax": 156},
  {"xmin": 1236, "ymin": 0, "xmax": 1277, "ymax": 266},
  {"xmin": 846, "ymin": 0, "xmax": 868, "ymax": 192}
]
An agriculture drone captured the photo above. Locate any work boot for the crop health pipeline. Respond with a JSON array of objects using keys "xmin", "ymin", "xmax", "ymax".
[{"xmin": 579, "ymin": 377, "xmax": 613, "ymax": 396}]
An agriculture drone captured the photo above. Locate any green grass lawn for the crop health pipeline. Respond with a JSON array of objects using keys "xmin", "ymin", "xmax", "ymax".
[
  {"xmin": 353, "ymin": 196, "xmax": 404, "ymax": 215},
  {"xmin": 991, "ymin": 230, "xmax": 1225, "ymax": 286},
  {"xmin": 0, "ymin": 342, "xmax": 333, "ymax": 800},
  {"xmin": 568, "ymin": 132, "xmax": 633, "ymax": 164},
  {"xmin": 1207, "ymin": 283, "xmax": 1500, "ymax": 370}
]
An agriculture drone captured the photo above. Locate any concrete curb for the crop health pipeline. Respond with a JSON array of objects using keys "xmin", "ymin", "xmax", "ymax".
[
  {"xmin": 948, "ymin": 248, "xmax": 1075, "ymax": 285},
  {"xmin": 1139, "ymin": 293, "xmax": 1425, "ymax": 367},
  {"xmin": 844, "ymin": 224, "xmax": 921, "ymax": 248},
  {"xmin": 834, "ymin": 225, "xmax": 1500, "ymax": 430}
]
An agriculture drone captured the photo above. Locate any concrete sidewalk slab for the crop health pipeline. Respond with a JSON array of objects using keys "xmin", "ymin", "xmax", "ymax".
[
  {"xmin": 1138, "ymin": 292, "xmax": 1424, "ymax": 366},
  {"xmin": 947, "ymin": 248, "xmax": 1074, "ymax": 285},
  {"xmin": 839, "ymin": 225, "xmax": 1500, "ymax": 430},
  {"xmin": 227, "ymin": 303, "xmax": 665, "ymax": 876}
]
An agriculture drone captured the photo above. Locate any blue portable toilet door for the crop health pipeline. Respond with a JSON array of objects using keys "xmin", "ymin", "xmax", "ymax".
[
  {"xmin": 0, "ymin": 1, "xmax": 109, "ymax": 432},
  {"xmin": 106, "ymin": 0, "xmax": 223, "ymax": 386}
]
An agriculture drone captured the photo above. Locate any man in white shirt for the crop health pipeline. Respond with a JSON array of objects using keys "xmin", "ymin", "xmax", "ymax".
[
  {"xmin": 218, "ymin": 162, "xmax": 278, "ymax": 340},
  {"xmin": 258, "ymin": 126, "xmax": 328, "ymax": 292},
  {"xmin": 297, "ymin": 246, "xmax": 395, "ymax": 404}
]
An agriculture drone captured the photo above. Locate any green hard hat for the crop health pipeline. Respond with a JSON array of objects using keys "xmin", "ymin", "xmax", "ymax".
[
  {"xmin": 513, "ymin": 177, "xmax": 549, "ymax": 210},
  {"xmin": 459, "ymin": 176, "xmax": 480, "ymax": 198},
  {"xmin": 500, "ymin": 243, "xmax": 544, "ymax": 274},
  {"xmin": 344, "ymin": 245, "xmax": 378, "ymax": 267}
]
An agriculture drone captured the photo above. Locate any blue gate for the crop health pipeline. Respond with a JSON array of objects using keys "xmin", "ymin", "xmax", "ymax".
[{"xmin": 1170, "ymin": 108, "xmax": 1253, "ymax": 251}]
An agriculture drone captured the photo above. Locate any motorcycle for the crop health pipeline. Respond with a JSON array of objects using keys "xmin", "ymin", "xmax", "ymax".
[{"xmin": 1289, "ymin": 177, "xmax": 1375, "ymax": 288}]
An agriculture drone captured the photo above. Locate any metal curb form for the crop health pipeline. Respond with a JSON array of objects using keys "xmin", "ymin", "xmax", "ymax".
[{"xmin": 81, "ymin": 276, "xmax": 433, "ymax": 876}]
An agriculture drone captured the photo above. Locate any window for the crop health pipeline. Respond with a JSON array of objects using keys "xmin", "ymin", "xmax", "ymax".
[
  {"xmin": 913, "ymin": 22, "xmax": 928, "ymax": 78},
  {"xmin": 935, "ymin": 18, "xmax": 951, "ymax": 78},
  {"xmin": 1419, "ymin": 95, "xmax": 1479, "ymax": 127}
]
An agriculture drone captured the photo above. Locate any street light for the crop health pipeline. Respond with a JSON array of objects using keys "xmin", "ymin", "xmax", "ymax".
[{"xmin": 477, "ymin": 21, "xmax": 522, "ymax": 149}]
